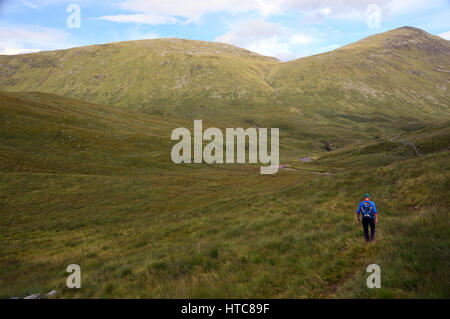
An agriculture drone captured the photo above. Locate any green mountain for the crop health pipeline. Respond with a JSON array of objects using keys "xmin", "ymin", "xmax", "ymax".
[
  {"xmin": 1, "ymin": 27, "xmax": 448, "ymax": 153},
  {"xmin": 0, "ymin": 38, "xmax": 278, "ymax": 116},
  {"xmin": 1, "ymin": 27, "xmax": 449, "ymax": 122},
  {"xmin": 267, "ymin": 27, "xmax": 450, "ymax": 123}
]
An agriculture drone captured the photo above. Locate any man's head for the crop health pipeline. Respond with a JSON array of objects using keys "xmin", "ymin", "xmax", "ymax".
[{"xmin": 364, "ymin": 193, "xmax": 370, "ymax": 200}]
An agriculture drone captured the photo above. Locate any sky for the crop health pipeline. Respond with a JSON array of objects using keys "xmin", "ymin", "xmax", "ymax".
[{"xmin": 1, "ymin": 0, "xmax": 450, "ymax": 61}]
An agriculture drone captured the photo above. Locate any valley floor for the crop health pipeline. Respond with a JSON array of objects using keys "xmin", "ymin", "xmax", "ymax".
[
  {"xmin": 1, "ymin": 149, "xmax": 448, "ymax": 298},
  {"xmin": 0, "ymin": 92, "xmax": 448, "ymax": 298}
]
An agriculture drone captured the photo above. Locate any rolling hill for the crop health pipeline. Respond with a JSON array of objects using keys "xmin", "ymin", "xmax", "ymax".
[
  {"xmin": 0, "ymin": 39, "xmax": 278, "ymax": 116},
  {"xmin": 267, "ymin": 27, "xmax": 450, "ymax": 123},
  {"xmin": 267, "ymin": 27, "xmax": 450, "ymax": 151},
  {"xmin": 1, "ymin": 27, "xmax": 449, "ymax": 124},
  {"xmin": 1, "ymin": 27, "xmax": 449, "ymax": 160}
]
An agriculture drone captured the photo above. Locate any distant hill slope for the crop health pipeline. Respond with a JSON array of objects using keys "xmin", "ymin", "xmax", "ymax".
[
  {"xmin": 0, "ymin": 90, "xmax": 361, "ymax": 168},
  {"xmin": 0, "ymin": 39, "xmax": 278, "ymax": 115},
  {"xmin": 0, "ymin": 90, "xmax": 192, "ymax": 174},
  {"xmin": 267, "ymin": 27, "xmax": 450, "ymax": 122}
]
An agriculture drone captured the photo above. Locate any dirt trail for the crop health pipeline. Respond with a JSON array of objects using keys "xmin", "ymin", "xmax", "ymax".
[{"xmin": 280, "ymin": 166, "xmax": 334, "ymax": 175}]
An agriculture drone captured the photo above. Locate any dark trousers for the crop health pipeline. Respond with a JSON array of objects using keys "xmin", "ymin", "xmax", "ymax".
[{"xmin": 362, "ymin": 216, "xmax": 375, "ymax": 241}]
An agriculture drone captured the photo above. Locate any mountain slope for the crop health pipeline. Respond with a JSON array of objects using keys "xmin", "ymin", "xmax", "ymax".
[
  {"xmin": 1, "ymin": 27, "xmax": 448, "ymax": 125},
  {"xmin": 1, "ymin": 27, "xmax": 449, "ymax": 158},
  {"xmin": 0, "ymin": 39, "xmax": 278, "ymax": 116},
  {"xmin": 267, "ymin": 27, "xmax": 450, "ymax": 122},
  {"xmin": 0, "ymin": 90, "xmax": 191, "ymax": 174}
]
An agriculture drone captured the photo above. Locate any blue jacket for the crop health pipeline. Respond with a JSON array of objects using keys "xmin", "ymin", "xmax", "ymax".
[{"xmin": 357, "ymin": 200, "xmax": 377, "ymax": 218}]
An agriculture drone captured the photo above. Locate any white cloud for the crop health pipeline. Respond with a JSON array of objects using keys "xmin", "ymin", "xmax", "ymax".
[
  {"xmin": 0, "ymin": 25, "xmax": 72, "ymax": 55},
  {"xmin": 285, "ymin": 0, "xmax": 445, "ymax": 16},
  {"xmin": 98, "ymin": 0, "xmax": 262, "ymax": 24},
  {"xmin": 95, "ymin": 0, "xmax": 449, "ymax": 27},
  {"xmin": 438, "ymin": 30, "xmax": 450, "ymax": 40},
  {"xmin": 386, "ymin": 0, "xmax": 447, "ymax": 16},
  {"xmin": 0, "ymin": 48, "xmax": 41, "ymax": 55},
  {"xmin": 97, "ymin": 14, "xmax": 178, "ymax": 25},
  {"xmin": 215, "ymin": 19, "xmax": 318, "ymax": 61},
  {"xmin": 285, "ymin": 0, "xmax": 374, "ymax": 13},
  {"xmin": 126, "ymin": 28, "xmax": 160, "ymax": 41},
  {"xmin": 96, "ymin": 0, "xmax": 329, "ymax": 25},
  {"xmin": 256, "ymin": 0, "xmax": 283, "ymax": 17},
  {"xmin": 20, "ymin": 0, "xmax": 39, "ymax": 9}
]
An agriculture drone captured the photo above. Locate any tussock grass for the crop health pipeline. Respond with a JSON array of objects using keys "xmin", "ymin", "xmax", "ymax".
[{"xmin": 0, "ymin": 90, "xmax": 448, "ymax": 298}]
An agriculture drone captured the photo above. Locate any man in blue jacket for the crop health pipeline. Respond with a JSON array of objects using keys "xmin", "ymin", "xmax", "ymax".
[{"xmin": 357, "ymin": 193, "xmax": 378, "ymax": 242}]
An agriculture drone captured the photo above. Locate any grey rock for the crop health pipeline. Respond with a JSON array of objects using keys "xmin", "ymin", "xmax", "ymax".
[
  {"xmin": 46, "ymin": 290, "xmax": 57, "ymax": 297},
  {"xmin": 24, "ymin": 293, "xmax": 40, "ymax": 299}
]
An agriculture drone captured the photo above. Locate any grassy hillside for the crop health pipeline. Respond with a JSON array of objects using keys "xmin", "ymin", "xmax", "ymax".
[
  {"xmin": 267, "ymin": 27, "xmax": 450, "ymax": 124},
  {"xmin": 0, "ymin": 90, "xmax": 189, "ymax": 174},
  {"xmin": 0, "ymin": 90, "xmax": 350, "ymax": 168},
  {"xmin": 1, "ymin": 27, "xmax": 448, "ymax": 128},
  {"xmin": 0, "ymin": 91, "xmax": 448, "ymax": 298},
  {"xmin": 0, "ymin": 39, "xmax": 278, "ymax": 117}
]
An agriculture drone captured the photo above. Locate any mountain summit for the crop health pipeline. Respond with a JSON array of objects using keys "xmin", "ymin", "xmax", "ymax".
[{"xmin": 267, "ymin": 27, "xmax": 449, "ymax": 121}]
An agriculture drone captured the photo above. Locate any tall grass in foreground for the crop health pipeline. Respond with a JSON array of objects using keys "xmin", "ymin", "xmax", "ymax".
[
  {"xmin": 0, "ymin": 91, "xmax": 448, "ymax": 298},
  {"xmin": 1, "ymin": 148, "xmax": 448, "ymax": 298}
]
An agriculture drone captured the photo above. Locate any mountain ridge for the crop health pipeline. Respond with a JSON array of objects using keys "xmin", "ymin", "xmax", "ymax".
[{"xmin": 0, "ymin": 26, "xmax": 449, "ymax": 140}]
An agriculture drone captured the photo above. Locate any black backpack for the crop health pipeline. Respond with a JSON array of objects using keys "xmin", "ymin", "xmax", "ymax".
[{"xmin": 361, "ymin": 201, "xmax": 374, "ymax": 218}]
